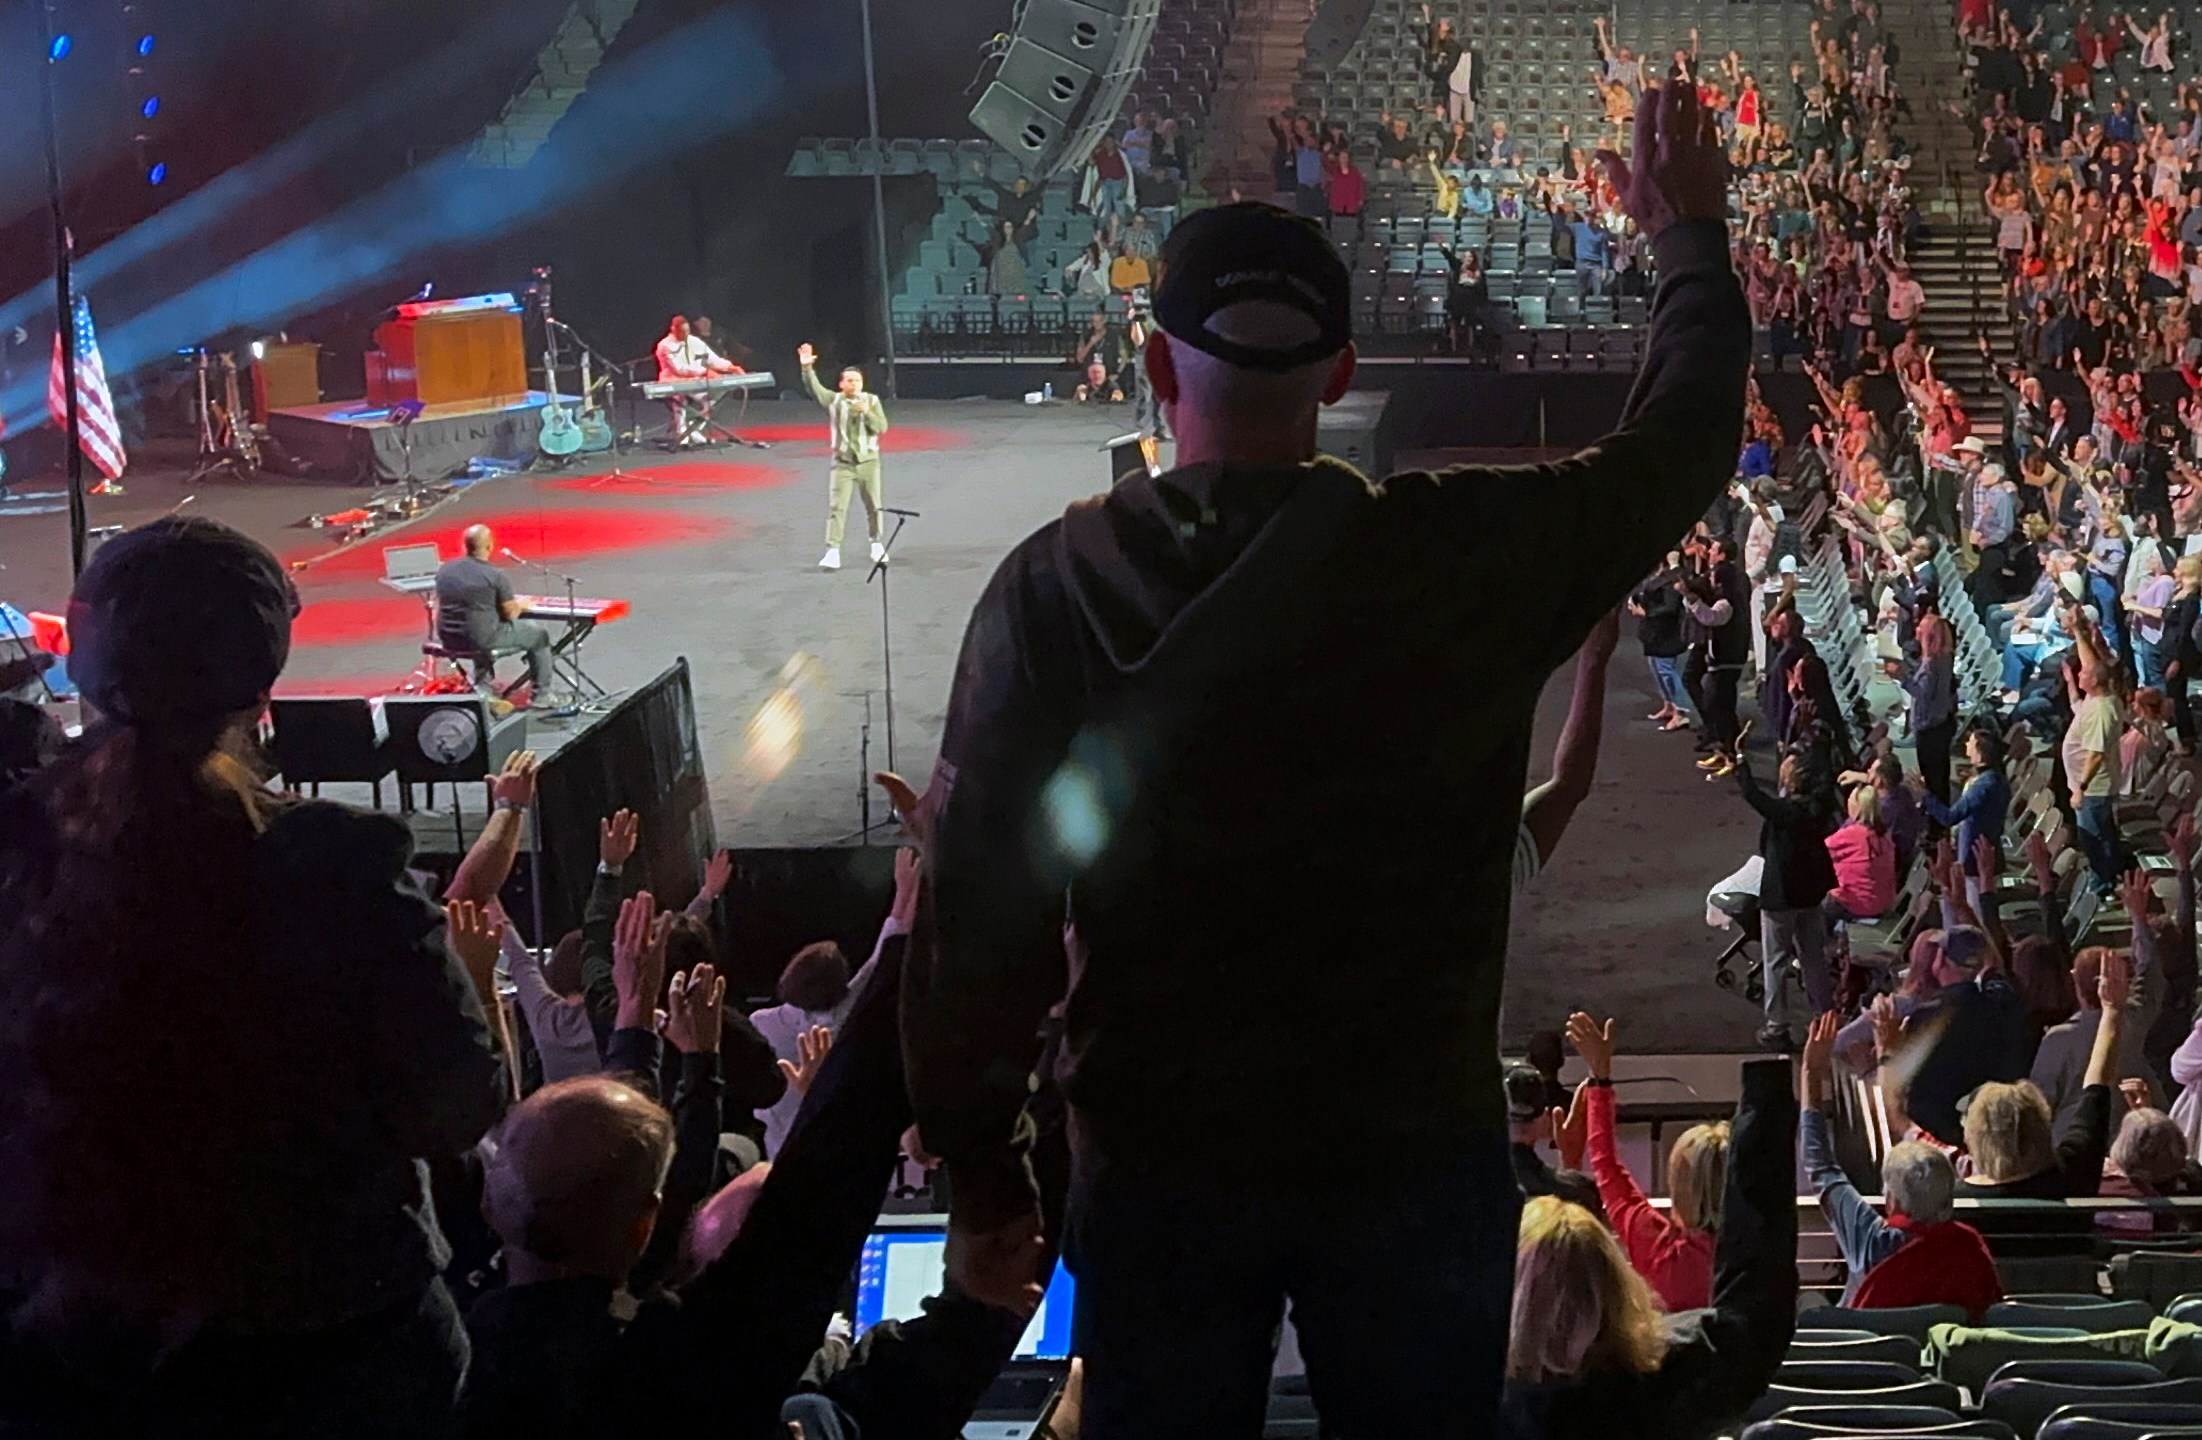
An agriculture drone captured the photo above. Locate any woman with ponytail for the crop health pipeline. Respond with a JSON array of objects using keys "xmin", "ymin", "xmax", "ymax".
[{"xmin": 0, "ymin": 517, "xmax": 506, "ymax": 1435}]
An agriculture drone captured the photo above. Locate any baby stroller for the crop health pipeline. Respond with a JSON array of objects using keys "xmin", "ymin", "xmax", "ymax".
[{"xmin": 1706, "ymin": 855, "xmax": 1766, "ymax": 1004}]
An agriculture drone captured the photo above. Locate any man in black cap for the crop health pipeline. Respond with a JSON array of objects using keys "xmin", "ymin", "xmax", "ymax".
[{"xmin": 895, "ymin": 82, "xmax": 1747, "ymax": 1438}]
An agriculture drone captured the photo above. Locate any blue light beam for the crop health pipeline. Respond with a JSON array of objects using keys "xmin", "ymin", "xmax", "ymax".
[{"xmin": 2, "ymin": 7, "xmax": 784, "ymax": 438}]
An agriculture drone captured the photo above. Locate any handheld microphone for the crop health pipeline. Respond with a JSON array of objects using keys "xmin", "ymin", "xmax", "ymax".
[
  {"xmin": 501, "ymin": 547, "xmax": 528, "ymax": 565},
  {"xmin": 883, "ymin": 506, "xmax": 922, "ymax": 517}
]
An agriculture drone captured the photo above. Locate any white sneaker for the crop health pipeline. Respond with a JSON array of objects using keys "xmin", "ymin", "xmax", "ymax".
[
  {"xmin": 869, "ymin": 541, "xmax": 887, "ymax": 565},
  {"xmin": 818, "ymin": 547, "xmax": 841, "ymax": 570}
]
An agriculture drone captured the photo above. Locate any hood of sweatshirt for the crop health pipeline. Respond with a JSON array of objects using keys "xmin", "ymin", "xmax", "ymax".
[{"xmin": 1047, "ymin": 455, "xmax": 1372, "ymax": 679}]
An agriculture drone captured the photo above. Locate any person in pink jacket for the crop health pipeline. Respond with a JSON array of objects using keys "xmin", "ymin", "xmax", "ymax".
[{"xmin": 1824, "ymin": 784, "xmax": 1897, "ymax": 923}]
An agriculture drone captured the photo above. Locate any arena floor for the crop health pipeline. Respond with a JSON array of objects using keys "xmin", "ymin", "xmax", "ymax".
[{"xmin": 0, "ymin": 397, "xmax": 1763, "ymax": 1052}]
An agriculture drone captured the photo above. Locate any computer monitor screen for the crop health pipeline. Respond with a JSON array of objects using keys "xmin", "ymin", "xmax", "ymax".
[{"xmin": 854, "ymin": 1228, "xmax": 1075, "ymax": 1360}]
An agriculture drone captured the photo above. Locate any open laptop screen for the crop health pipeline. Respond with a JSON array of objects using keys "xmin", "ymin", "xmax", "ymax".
[{"xmin": 854, "ymin": 1226, "xmax": 1075, "ymax": 1361}]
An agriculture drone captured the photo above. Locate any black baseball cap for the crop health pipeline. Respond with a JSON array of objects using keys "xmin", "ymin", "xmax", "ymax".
[
  {"xmin": 1504, "ymin": 1063, "xmax": 1550, "ymax": 1123},
  {"xmin": 68, "ymin": 516, "xmax": 299, "ymax": 728},
  {"xmin": 1154, "ymin": 202, "xmax": 1352, "ymax": 373}
]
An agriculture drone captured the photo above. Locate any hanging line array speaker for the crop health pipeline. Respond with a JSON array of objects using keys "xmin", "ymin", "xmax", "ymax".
[{"xmin": 968, "ymin": 0, "xmax": 1162, "ymax": 178}]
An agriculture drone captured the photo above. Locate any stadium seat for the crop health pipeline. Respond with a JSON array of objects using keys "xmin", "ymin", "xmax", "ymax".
[
  {"xmin": 1761, "ymin": 1403, "xmax": 1964, "ymax": 1432},
  {"xmin": 1746, "ymin": 1418, "xmax": 2014, "ymax": 1440},
  {"xmin": 1788, "ymin": 1333, "xmax": 1928, "ymax": 1367},
  {"xmin": 2035, "ymin": 1401, "xmax": 2202, "ymax": 1440},
  {"xmin": 1986, "ymin": 1374, "xmax": 2202, "ymax": 1439},
  {"xmin": 1746, "ymin": 1379, "xmax": 1966, "ymax": 1423},
  {"xmin": 1796, "ymin": 1305, "xmax": 1969, "ymax": 1340},
  {"xmin": 1775, "ymin": 1359, "xmax": 1925, "ymax": 1391},
  {"xmin": 1989, "ymin": 1301, "xmax": 2158, "ymax": 1333},
  {"xmin": 2117, "ymin": 1261, "xmax": 2202, "ymax": 1312}
]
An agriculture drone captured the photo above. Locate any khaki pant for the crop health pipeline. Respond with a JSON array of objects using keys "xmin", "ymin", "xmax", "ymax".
[{"xmin": 826, "ymin": 458, "xmax": 883, "ymax": 548}]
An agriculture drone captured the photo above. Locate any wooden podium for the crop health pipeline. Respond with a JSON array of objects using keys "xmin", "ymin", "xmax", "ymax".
[{"xmin": 366, "ymin": 294, "xmax": 526, "ymax": 409}]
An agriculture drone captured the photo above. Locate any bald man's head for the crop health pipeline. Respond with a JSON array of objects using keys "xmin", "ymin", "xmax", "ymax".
[
  {"xmin": 464, "ymin": 524, "xmax": 494, "ymax": 559},
  {"xmin": 482, "ymin": 1076, "xmax": 673, "ymax": 1281}
]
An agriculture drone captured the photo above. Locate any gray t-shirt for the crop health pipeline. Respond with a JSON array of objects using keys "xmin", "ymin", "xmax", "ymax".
[{"xmin": 435, "ymin": 556, "xmax": 512, "ymax": 649}]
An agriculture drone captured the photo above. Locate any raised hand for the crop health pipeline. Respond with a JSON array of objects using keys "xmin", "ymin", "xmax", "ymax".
[
  {"xmin": 1566, "ymin": 1011, "xmax": 1617, "ymax": 1079},
  {"xmin": 1925, "ymin": 836, "xmax": 1958, "ymax": 894},
  {"xmin": 1556, "ymin": 1082, "xmax": 1590, "ymax": 1169},
  {"xmin": 2121, "ymin": 866, "xmax": 2154, "ymax": 923},
  {"xmin": 1801, "ymin": 1008, "xmax": 1840, "ymax": 1104},
  {"xmin": 700, "ymin": 847, "xmax": 735, "ymax": 903},
  {"xmin": 600, "ymin": 808, "xmax": 641, "ymax": 870},
  {"xmin": 2026, "ymin": 829, "xmax": 2054, "ymax": 890},
  {"xmin": 797, "ymin": 342, "xmax": 817, "ymax": 367},
  {"xmin": 1869, "ymin": 992, "xmax": 1903, "ymax": 1058},
  {"xmin": 492, "ymin": 749, "xmax": 539, "ymax": 809},
  {"xmin": 2100, "ymin": 948, "xmax": 2134, "ymax": 1010},
  {"xmin": 778, "ymin": 1023, "xmax": 836, "ymax": 1095},
  {"xmin": 613, "ymin": 891, "xmax": 667, "ymax": 1031},
  {"xmin": 664, "ymin": 962, "xmax": 727, "ymax": 1055},
  {"xmin": 875, "ymin": 770, "xmax": 931, "ymax": 846},
  {"xmin": 445, "ymin": 898, "xmax": 505, "ymax": 1005}
]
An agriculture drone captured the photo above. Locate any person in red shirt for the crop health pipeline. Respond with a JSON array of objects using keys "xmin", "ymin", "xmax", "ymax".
[
  {"xmin": 1322, "ymin": 146, "xmax": 1366, "ymax": 217},
  {"xmin": 1569, "ymin": 1012, "xmax": 1723, "ymax": 1312}
]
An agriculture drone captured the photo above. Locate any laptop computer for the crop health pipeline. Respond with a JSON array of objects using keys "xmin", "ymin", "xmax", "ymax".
[
  {"xmin": 380, "ymin": 542, "xmax": 443, "ymax": 594},
  {"xmin": 854, "ymin": 1215, "xmax": 1074, "ymax": 1440}
]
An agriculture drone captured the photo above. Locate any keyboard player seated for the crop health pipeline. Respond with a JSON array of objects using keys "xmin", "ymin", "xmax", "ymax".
[
  {"xmin": 436, "ymin": 524, "xmax": 552, "ymax": 706},
  {"xmin": 654, "ymin": 313, "xmax": 741, "ymax": 445}
]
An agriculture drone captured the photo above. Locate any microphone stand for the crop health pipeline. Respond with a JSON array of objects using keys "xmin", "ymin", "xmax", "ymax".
[
  {"xmin": 868, "ymin": 509, "xmax": 915, "ymax": 774},
  {"xmin": 838, "ymin": 510, "xmax": 916, "ymax": 844}
]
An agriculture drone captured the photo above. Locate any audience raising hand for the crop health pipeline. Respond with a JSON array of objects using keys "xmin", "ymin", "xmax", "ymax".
[
  {"xmin": 1798, "ymin": 1012, "xmax": 2004, "ymax": 1317},
  {"xmin": 1498, "ymin": 1058, "xmax": 1796, "ymax": 1440},
  {"xmin": 1567, "ymin": 1012, "xmax": 1727, "ymax": 1313},
  {"xmin": 904, "ymin": 76, "xmax": 1745, "ymax": 1439}
]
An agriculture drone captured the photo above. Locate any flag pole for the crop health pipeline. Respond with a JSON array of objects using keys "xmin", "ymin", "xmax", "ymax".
[{"xmin": 37, "ymin": 0, "xmax": 87, "ymax": 578}]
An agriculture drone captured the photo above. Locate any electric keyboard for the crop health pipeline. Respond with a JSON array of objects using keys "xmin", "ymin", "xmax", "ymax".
[
  {"xmin": 640, "ymin": 371, "xmax": 776, "ymax": 400},
  {"xmin": 517, "ymin": 595, "xmax": 630, "ymax": 625},
  {"xmin": 394, "ymin": 293, "xmax": 518, "ymax": 320}
]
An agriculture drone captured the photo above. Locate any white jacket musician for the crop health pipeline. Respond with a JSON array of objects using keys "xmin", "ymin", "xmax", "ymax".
[{"xmin": 655, "ymin": 313, "xmax": 738, "ymax": 444}]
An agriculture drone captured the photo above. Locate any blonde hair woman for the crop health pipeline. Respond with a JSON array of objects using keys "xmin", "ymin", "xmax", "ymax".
[
  {"xmin": 1957, "ymin": 950, "xmax": 2129, "ymax": 1199},
  {"xmin": 1568, "ymin": 1013, "xmax": 1729, "ymax": 1310},
  {"xmin": 1498, "ymin": 1060, "xmax": 1797, "ymax": 1440}
]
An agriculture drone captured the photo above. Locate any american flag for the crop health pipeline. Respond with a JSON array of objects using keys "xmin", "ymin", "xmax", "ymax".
[{"xmin": 48, "ymin": 295, "xmax": 126, "ymax": 482}]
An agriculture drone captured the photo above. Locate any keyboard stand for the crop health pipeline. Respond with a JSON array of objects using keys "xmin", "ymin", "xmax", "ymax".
[
  {"xmin": 674, "ymin": 387, "xmax": 772, "ymax": 451},
  {"xmin": 545, "ymin": 615, "xmax": 620, "ymax": 713}
]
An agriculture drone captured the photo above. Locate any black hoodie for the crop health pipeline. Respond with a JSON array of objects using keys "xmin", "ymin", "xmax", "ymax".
[{"xmin": 903, "ymin": 219, "xmax": 1752, "ymax": 1228}]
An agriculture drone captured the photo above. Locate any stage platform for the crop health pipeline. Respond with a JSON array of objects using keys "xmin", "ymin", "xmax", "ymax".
[
  {"xmin": 266, "ymin": 390, "xmax": 577, "ymax": 487},
  {"xmin": 0, "ymin": 397, "xmax": 1763, "ymax": 1052}
]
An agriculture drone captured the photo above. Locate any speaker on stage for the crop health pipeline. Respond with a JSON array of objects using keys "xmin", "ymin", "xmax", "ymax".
[{"xmin": 969, "ymin": 0, "xmax": 1162, "ymax": 178}]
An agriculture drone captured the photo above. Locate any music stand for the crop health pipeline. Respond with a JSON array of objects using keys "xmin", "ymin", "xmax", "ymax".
[{"xmin": 386, "ymin": 399, "xmax": 428, "ymax": 508}]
